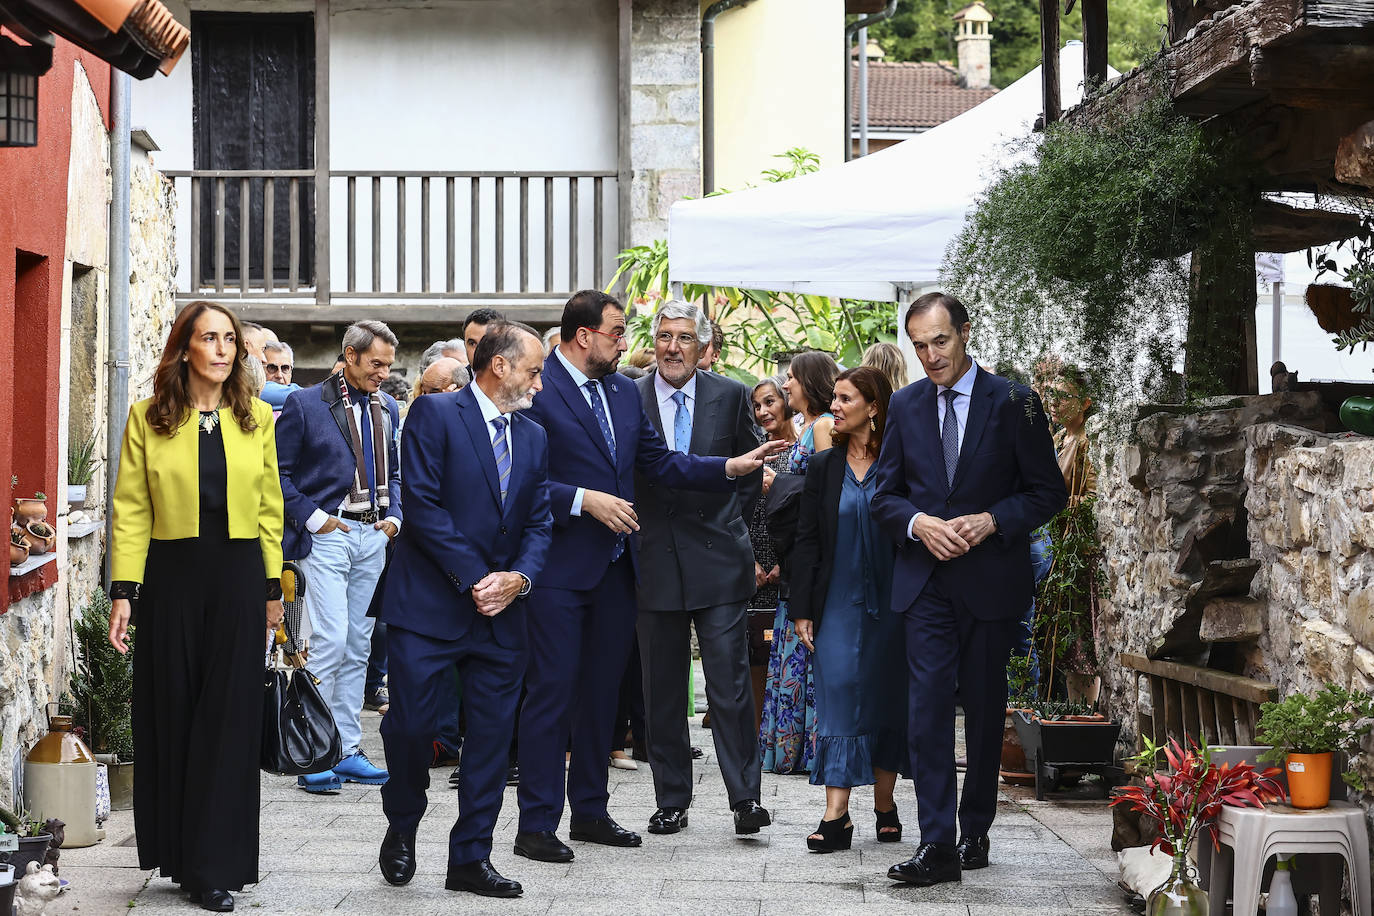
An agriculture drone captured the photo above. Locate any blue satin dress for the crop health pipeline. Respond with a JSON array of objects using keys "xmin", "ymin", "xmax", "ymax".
[{"xmin": 809, "ymin": 462, "xmax": 906, "ymax": 787}]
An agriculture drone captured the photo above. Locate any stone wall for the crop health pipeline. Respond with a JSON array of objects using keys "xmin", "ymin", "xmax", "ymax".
[
  {"xmin": 629, "ymin": 0, "xmax": 701, "ymax": 245},
  {"xmin": 128, "ymin": 149, "xmax": 179, "ymax": 405}
]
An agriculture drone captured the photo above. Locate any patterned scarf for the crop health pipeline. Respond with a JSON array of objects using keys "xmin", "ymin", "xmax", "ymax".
[{"xmin": 338, "ymin": 374, "xmax": 391, "ymax": 513}]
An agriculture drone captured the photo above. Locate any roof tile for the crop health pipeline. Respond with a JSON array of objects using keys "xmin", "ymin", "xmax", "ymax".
[{"xmin": 851, "ymin": 61, "xmax": 997, "ymax": 129}]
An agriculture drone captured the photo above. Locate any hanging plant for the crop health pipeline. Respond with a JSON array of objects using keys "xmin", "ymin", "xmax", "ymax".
[
  {"xmin": 942, "ymin": 80, "xmax": 1256, "ymax": 410},
  {"xmin": 1312, "ymin": 212, "xmax": 1374, "ymax": 353}
]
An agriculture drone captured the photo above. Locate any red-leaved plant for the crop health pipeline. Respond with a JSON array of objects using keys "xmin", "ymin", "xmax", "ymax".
[{"xmin": 1110, "ymin": 737, "xmax": 1285, "ymax": 857}]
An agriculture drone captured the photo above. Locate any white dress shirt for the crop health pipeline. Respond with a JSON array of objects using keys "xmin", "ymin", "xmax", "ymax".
[
  {"xmin": 654, "ymin": 370, "xmax": 697, "ymax": 451},
  {"xmin": 909, "ymin": 359, "xmax": 979, "ymax": 540},
  {"xmin": 554, "ymin": 347, "xmax": 615, "ymax": 517}
]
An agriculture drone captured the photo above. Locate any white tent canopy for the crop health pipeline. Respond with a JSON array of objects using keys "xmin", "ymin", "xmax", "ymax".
[{"xmin": 668, "ymin": 42, "xmax": 1108, "ymax": 302}]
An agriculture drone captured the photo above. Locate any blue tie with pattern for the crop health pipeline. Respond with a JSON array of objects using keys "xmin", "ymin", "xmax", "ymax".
[
  {"xmin": 671, "ymin": 389, "xmax": 691, "ymax": 453},
  {"xmin": 584, "ymin": 380, "xmax": 625, "ymax": 561},
  {"xmin": 942, "ymin": 388, "xmax": 960, "ymax": 488},
  {"xmin": 490, "ymin": 416, "xmax": 510, "ymax": 504}
]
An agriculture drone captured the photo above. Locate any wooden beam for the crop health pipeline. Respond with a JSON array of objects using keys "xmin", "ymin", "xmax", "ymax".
[
  {"xmin": 1170, "ymin": 1, "xmax": 1299, "ymax": 102},
  {"xmin": 314, "ymin": 0, "xmax": 330, "ymax": 307},
  {"xmin": 1120, "ymin": 653, "xmax": 1279, "ymax": 704},
  {"xmin": 1081, "ymin": 0, "xmax": 1108, "ymax": 89},
  {"xmin": 1040, "ymin": 0, "xmax": 1061, "ymax": 125},
  {"xmin": 1253, "ymin": 201, "xmax": 1361, "ymax": 253},
  {"xmin": 1251, "ymin": 43, "xmax": 1374, "ymax": 91},
  {"xmin": 1303, "ymin": 0, "xmax": 1374, "ymax": 29}
]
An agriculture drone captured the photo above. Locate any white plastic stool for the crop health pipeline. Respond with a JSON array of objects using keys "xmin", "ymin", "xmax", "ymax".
[{"xmin": 1207, "ymin": 801, "xmax": 1371, "ymax": 916}]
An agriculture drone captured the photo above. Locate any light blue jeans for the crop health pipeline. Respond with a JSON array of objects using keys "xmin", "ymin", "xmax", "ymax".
[
  {"xmin": 1019, "ymin": 526, "xmax": 1055, "ymax": 687},
  {"xmin": 299, "ymin": 521, "xmax": 389, "ymax": 757}
]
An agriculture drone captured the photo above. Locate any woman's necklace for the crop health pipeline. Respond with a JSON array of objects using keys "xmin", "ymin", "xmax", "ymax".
[{"xmin": 199, "ymin": 409, "xmax": 220, "ymax": 435}]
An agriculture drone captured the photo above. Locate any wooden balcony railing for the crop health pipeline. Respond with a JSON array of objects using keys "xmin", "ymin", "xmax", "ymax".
[
  {"xmin": 165, "ymin": 168, "xmax": 620, "ymax": 306},
  {"xmin": 1121, "ymin": 653, "xmax": 1280, "ymax": 749}
]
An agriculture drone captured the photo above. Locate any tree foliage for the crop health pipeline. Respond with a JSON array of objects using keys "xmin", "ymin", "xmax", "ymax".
[{"xmin": 867, "ymin": 0, "xmax": 1167, "ymax": 87}]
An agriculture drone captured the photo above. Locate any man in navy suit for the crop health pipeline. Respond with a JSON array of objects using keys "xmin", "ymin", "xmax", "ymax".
[
  {"xmin": 276, "ymin": 320, "xmax": 403, "ymax": 793},
  {"xmin": 514, "ymin": 290, "xmax": 783, "ymax": 863},
  {"xmin": 873, "ymin": 292, "xmax": 1066, "ymax": 887},
  {"xmin": 376, "ymin": 321, "xmax": 553, "ymax": 898}
]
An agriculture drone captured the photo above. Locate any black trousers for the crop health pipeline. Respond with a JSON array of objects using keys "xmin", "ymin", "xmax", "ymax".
[{"xmin": 133, "ymin": 536, "xmax": 264, "ymax": 892}]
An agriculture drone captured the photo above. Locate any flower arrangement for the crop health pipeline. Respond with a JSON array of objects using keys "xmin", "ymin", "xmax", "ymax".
[{"xmin": 1111, "ymin": 737, "xmax": 1284, "ymax": 857}]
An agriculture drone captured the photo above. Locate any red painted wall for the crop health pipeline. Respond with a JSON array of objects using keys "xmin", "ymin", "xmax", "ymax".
[{"xmin": 1, "ymin": 33, "xmax": 112, "ymax": 608}]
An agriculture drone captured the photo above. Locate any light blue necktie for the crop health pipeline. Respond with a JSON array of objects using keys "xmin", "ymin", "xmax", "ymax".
[
  {"xmin": 490, "ymin": 416, "xmax": 510, "ymax": 504},
  {"xmin": 942, "ymin": 389, "xmax": 960, "ymax": 487},
  {"xmin": 671, "ymin": 389, "xmax": 691, "ymax": 453}
]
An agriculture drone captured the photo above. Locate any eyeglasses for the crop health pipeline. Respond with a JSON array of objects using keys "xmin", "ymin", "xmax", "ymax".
[
  {"xmin": 586, "ymin": 327, "xmax": 627, "ymax": 342},
  {"xmin": 265, "ymin": 363, "xmax": 292, "ymax": 373},
  {"xmin": 655, "ymin": 332, "xmax": 700, "ymax": 348}
]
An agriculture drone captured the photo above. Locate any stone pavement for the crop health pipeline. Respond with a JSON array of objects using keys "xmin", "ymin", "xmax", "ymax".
[{"xmin": 55, "ymin": 699, "xmax": 1134, "ymax": 915}]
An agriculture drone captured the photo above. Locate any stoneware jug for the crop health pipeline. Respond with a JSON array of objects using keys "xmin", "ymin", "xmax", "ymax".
[{"xmin": 23, "ymin": 716, "xmax": 100, "ymax": 847}]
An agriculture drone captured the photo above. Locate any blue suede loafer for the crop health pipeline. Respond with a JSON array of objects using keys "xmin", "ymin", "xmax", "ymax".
[
  {"xmin": 297, "ymin": 770, "xmax": 341, "ymax": 793},
  {"xmin": 334, "ymin": 750, "xmax": 389, "ymax": 785}
]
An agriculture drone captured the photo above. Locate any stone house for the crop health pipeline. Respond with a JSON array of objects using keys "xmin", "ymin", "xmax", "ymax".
[
  {"xmin": 1, "ymin": 2, "xmax": 181, "ymax": 801},
  {"xmin": 131, "ymin": 0, "xmax": 849, "ymax": 378}
]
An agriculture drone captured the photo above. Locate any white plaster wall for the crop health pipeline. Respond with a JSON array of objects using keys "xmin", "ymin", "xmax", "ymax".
[{"xmin": 131, "ymin": 0, "xmax": 620, "ymax": 297}]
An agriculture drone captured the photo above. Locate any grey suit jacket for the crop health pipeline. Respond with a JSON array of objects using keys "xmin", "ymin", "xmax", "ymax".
[{"xmin": 633, "ymin": 369, "xmax": 762, "ymax": 611}]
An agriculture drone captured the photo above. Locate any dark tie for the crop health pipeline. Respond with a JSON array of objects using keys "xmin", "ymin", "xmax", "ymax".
[
  {"xmin": 583, "ymin": 380, "xmax": 625, "ymax": 561},
  {"xmin": 490, "ymin": 416, "xmax": 510, "ymax": 504},
  {"xmin": 942, "ymin": 388, "xmax": 960, "ymax": 487},
  {"xmin": 358, "ymin": 395, "xmax": 377, "ymax": 499}
]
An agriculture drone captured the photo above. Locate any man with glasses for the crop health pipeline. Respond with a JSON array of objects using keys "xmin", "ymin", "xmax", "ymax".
[
  {"xmin": 633, "ymin": 300, "xmax": 769, "ymax": 838},
  {"xmin": 262, "ymin": 340, "xmax": 302, "ymax": 415},
  {"xmin": 513, "ymin": 290, "xmax": 785, "ymax": 863}
]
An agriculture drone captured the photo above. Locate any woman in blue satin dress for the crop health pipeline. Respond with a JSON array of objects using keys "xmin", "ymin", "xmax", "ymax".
[{"xmin": 790, "ymin": 367, "xmax": 905, "ymax": 851}]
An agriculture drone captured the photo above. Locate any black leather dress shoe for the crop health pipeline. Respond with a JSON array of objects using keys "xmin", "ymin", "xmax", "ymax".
[
  {"xmin": 732, "ymin": 800, "xmax": 772, "ymax": 835},
  {"xmin": 513, "ymin": 829, "xmax": 575, "ymax": 862},
  {"xmin": 956, "ymin": 834, "xmax": 990, "ymax": 870},
  {"xmin": 647, "ymin": 806, "xmax": 689, "ymax": 834},
  {"xmin": 195, "ymin": 889, "xmax": 235, "ymax": 912},
  {"xmin": 379, "ymin": 827, "xmax": 417, "ymax": 886},
  {"xmin": 888, "ymin": 842, "xmax": 962, "ymax": 886},
  {"xmin": 570, "ymin": 815, "xmax": 642, "ymax": 847},
  {"xmin": 445, "ymin": 858, "xmax": 522, "ymax": 897}
]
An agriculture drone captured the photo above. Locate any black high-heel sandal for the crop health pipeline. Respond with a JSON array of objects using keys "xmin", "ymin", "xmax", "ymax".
[
  {"xmin": 806, "ymin": 814, "xmax": 854, "ymax": 852},
  {"xmin": 874, "ymin": 807, "xmax": 903, "ymax": 843}
]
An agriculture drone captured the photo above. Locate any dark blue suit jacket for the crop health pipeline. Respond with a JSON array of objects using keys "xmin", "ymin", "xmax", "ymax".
[
  {"xmin": 275, "ymin": 371, "xmax": 403, "ymax": 560},
  {"xmin": 872, "ymin": 366, "xmax": 1067, "ymax": 620},
  {"xmin": 381, "ymin": 386, "xmax": 553, "ymax": 650},
  {"xmin": 522, "ymin": 352, "xmax": 732, "ymax": 591}
]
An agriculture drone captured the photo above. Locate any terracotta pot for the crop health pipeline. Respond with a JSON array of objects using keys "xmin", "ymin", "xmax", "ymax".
[
  {"xmin": 23, "ymin": 521, "xmax": 55, "ymax": 555},
  {"xmin": 9, "ymin": 541, "xmax": 27, "ymax": 567},
  {"xmin": 13, "ymin": 497, "xmax": 47, "ymax": 525},
  {"xmin": 1286, "ymin": 752, "xmax": 1333, "ymax": 809},
  {"xmin": 1000, "ymin": 708, "xmax": 1035, "ymax": 786}
]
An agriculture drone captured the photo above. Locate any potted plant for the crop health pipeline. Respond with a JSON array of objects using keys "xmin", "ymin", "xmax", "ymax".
[
  {"xmin": 67, "ymin": 589, "xmax": 135, "ymax": 808},
  {"xmin": 9, "ymin": 526, "xmax": 27, "ymax": 567},
  {"xmin": 1256, "ymin": 684, "xmax": 1374, "ymax": 809},
  {"xmin": 0, "ymin": 805, "xmax": 52, "ymax": 881},
  {"xmin": 1000, "ymin": 652, "xmax": 1037, "ymax": 786},
  {"xmin": 1012, "ymin": 699, "xmax": 1123, "ymax": 799},
  {"xmin": 67, "ymin": 435, "xmax": 98, "ymax": 509},
  {"xmin": 1112, "ymin": 737, "xmax": 1284, "ymax": 916},
  {"xmin": 21, "ymin": 520, "xmax": 54, "ymax": 556},
  {"xmin": 12, "ymin": 484, "xmax": 47, "ymax": 526}
]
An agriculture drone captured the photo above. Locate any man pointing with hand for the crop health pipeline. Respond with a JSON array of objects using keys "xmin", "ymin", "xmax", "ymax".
[{"xmin": 515, "ymin": 290, "xmax": 785, "ymax": 864}]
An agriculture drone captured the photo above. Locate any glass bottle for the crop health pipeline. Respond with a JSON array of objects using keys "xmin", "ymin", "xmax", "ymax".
[{"xmin": 1147, "ymin": 850, "xmax": 1209, "ymax": 916}]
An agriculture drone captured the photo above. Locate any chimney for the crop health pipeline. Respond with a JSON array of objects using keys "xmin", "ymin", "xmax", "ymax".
[{"xmin": 952, "ymin": 1, "xmax": 994, "ymax": 90}]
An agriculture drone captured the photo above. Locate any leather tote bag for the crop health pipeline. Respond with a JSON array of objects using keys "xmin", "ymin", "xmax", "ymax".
[{"xmin": 261, "ymin": 568, "xmax": 342, "ymax": 775}]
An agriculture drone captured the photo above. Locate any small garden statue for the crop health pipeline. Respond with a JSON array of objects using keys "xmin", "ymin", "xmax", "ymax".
[
  {"xmin": 13, "ymin": 861, "xmax": 60, "ymax": 916},
  {"xmin": 40, "ymin": 819, "xmax": 62, "ymax": 875}
]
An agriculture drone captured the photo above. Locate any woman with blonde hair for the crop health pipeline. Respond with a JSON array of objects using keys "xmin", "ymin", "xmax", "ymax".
[
  {"xmin": 860, "ymin": 341, "xmax": 909, "ymax": 392},
  {"xmin": 108, "ymin": 300, "xmax": 284, "ymax": 912}
]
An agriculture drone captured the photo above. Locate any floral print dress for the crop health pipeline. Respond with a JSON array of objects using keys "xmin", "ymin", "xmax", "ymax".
[{"xmin": 757, "ymin": 415, "xmax": 831, "ymax": 775}]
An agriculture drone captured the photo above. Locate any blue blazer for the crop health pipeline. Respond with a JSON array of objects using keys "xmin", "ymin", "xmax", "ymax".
[
  {"xmin": 871, "ymin": 367, "xmax": 1067, "ymax": 620},
  {"xmin": 522, "ymin": 352, "xmax": 732, "ymax": 591},
  {"xmin": 380, "ymin": 386, "xmax": 553, "ymax": 649},
  {"xmin": 275, "ymin": 371, "xmax": 403, "ymax": 560}
]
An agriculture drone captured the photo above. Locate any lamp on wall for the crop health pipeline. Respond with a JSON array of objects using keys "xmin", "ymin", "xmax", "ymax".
[{"xmin": 0, "ymin": 27, "xmax": 53, "ymax": 147}]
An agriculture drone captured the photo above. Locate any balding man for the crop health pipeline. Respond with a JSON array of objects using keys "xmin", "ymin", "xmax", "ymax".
[{"xmin": 420, "ymin": 357, "xmax": 471, "ymax": 396}]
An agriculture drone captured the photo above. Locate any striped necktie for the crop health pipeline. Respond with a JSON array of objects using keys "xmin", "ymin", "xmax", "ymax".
[
  {"xmin": 491, "ymin": 416, "xmax": 510, "ymax": 504},
  {"xmin": 942, "ymin": 389, "xmax": 960, "ymax": 487}
]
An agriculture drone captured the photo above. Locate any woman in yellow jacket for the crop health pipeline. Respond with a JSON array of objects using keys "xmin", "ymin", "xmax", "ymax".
[{"xmin": 107, "ymin": 300, "xmax": 284, "ymax": 913}]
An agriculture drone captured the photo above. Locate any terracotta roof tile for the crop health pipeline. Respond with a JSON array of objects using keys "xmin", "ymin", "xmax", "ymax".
[{"xmin": 851, "ymin": 61, "xmax": 997, "ymax": 130}]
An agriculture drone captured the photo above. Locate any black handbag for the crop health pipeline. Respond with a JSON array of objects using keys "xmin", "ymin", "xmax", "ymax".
[{"xmin": 261, "ymin": 571, "xmax": 342, "ymax": 776}]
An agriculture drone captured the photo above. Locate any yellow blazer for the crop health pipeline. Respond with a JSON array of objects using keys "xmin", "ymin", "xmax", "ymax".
[{"xmin": 111, "ymin": 397, "xmax": 285, "ymax": 583}]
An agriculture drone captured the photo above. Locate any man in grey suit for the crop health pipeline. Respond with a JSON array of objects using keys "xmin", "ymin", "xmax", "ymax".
[{"xmin": 633, "ymin": 299, "xmax": 771, "ymax": 837}]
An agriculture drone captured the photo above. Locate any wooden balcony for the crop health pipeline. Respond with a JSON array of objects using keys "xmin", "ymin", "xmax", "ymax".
[{"xmin": 165, "ymin": 168, "xmax": 620, "ymax": 324}]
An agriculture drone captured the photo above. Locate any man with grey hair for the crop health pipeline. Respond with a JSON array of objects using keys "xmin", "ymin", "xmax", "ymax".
[
  {"xmin": 421, "ymin": 337, "xmax": 468, "ymax": 373},
  {"xmin": 277, "ymin": 319, "xmax": 405, "ymax": 793},
  {"xmin": 262, "ymin": 340, "xmax": 302, "ymax": 413},
  {"xmin": 419, "ymin": 357, "xmax": 471, "ymax": 395},
  {"xmin": 633, "ymin": 299, "xmax": 769, "ymax": 837}
]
